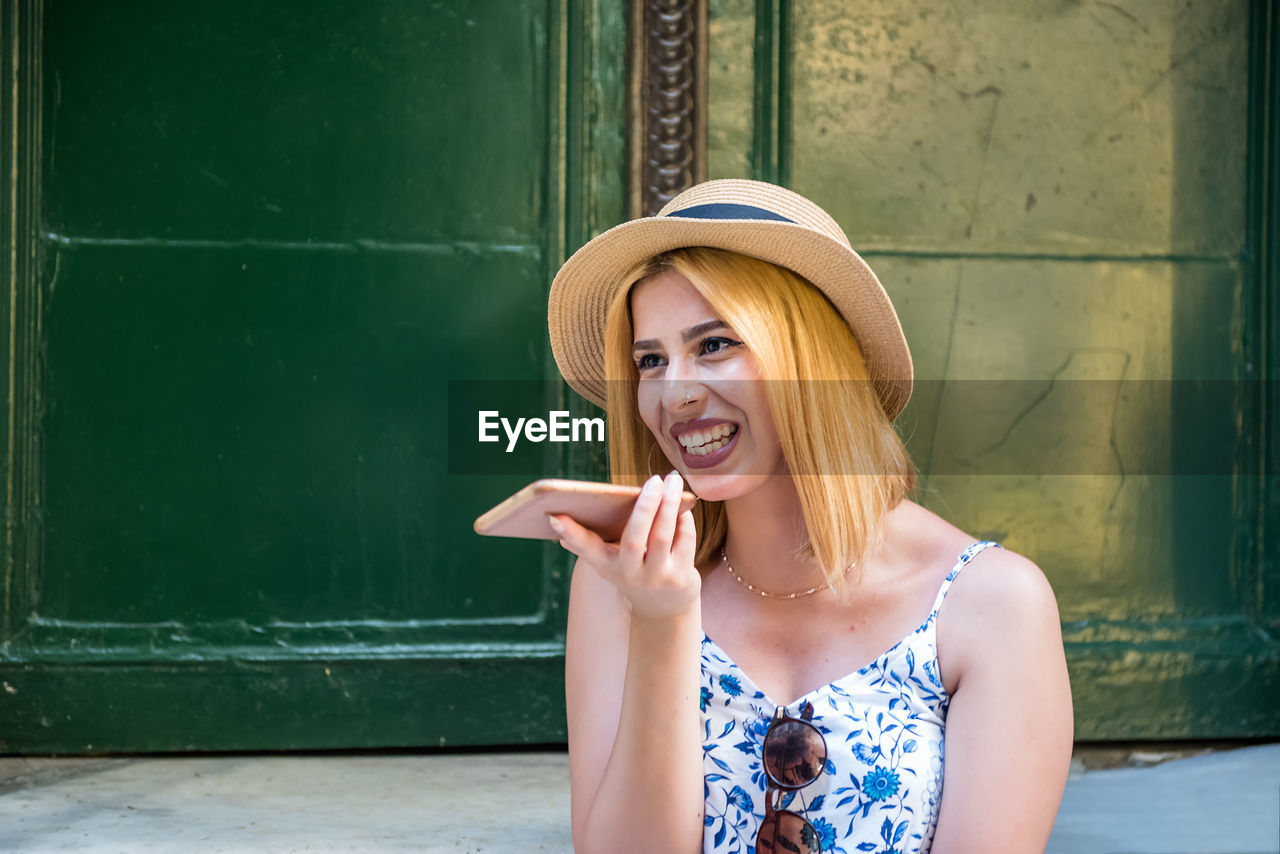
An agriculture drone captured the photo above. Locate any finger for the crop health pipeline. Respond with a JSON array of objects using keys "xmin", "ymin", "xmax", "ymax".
[
  {"xmin": 672, "ymin": 508, "xmax": 698, "ymax": 564},
  {"xmin": 647, "ymin": 470, "xmax": 684, "ymax": 556},
  {"xmin": 549, "ymin": 513, "xmax": 617, "ymax": 571},
  {"xmin": 618, "ymin": 475, "xmax": 664, "ymax": 564}
]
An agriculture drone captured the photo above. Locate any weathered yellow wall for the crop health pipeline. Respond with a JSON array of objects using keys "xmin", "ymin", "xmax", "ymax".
[{"xmin": 707, "ymin": 0, "xmax": 1268, "ymax": 738}]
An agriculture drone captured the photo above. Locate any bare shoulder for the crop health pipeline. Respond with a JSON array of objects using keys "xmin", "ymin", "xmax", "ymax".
[
  {"xmin": 949, "ymin": 544, "xmax": 1059, "ymax": 624},
  {"xmin": 935, "ymin": 540, "xmax": 1064, "ymax": 694}
]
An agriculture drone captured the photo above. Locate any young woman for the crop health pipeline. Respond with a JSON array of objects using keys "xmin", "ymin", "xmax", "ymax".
[{"xmin": 546, "ymin": 180, "xmax": 1073, "ymax": 854}]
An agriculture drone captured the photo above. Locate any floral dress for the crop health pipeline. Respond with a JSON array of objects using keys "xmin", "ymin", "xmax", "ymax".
[{"xmin": 700, "ymin": 540, "xmax": 1002, "ymax": 854}]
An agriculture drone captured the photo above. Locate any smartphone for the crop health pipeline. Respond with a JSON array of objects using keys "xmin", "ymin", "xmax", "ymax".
[{"xmin": 473, "ymin": 478, "xmax": 697, "ymax": 542}]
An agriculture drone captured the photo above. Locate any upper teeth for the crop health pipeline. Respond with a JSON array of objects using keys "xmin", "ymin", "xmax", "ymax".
[{"xmin": 679, "ymin": 424, "xmax": 736, "ymax": 448}]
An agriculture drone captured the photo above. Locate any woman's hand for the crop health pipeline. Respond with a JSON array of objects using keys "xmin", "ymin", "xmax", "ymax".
[{"xmin": 548, "ymin": 470, "xmax": 700, "ymax": 622}]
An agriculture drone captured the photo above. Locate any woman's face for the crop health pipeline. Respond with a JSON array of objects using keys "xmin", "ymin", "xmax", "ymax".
[{"xmin": 629, "ymin": 269, "xmax": 787, "ymax": 501}]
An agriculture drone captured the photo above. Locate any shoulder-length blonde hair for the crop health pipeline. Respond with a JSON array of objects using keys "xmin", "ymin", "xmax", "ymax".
[{"xmin": 602, "ymin": 247, "xmax": 915, "ymax": 601}]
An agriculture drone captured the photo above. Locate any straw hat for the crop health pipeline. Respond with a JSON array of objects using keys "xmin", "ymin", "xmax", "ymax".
[{"xmin": 548, "ymin": 179, "xmax": 913, "ymax": 421}]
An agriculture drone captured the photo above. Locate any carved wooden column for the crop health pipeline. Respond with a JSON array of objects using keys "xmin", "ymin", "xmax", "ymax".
[{"xmin": 629, "ymin": 0, "xmax": 708, "ymax": 218}]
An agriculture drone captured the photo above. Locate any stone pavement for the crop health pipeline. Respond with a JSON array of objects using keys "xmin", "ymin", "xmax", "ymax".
[
  {"xmin": 1048, "ymin": 742, "xmax": 1280, "ymax": 854},
  {"xmin": 0, "ymin": 743, "xmax": 1276, "ymax": 853}
]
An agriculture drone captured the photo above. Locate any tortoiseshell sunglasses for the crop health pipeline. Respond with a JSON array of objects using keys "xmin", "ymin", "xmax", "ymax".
[{"xmin": 757, "ymin": 701, "xmax": 828, "ymax": 854}]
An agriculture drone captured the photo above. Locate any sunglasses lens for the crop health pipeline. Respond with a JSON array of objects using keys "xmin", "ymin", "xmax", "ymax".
[
  {"xmin": 762, "ymin": 717, "xmax": 827, "ymax": 787},
  {"xmin": 757, "ymin": 810, "xmax": 821, "ymax": 853}
]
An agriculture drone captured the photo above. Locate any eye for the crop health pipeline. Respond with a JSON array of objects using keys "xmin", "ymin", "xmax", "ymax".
[
  {"xmin": 701, "ymin": 336, "xmax": 743, "ymax": 356},
  {"xmin": 634, "ymin": 352, "xmax": 664, "ymax": 372}
]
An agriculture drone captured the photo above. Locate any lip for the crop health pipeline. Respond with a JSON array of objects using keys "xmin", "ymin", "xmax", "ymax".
[{"xmin": 670, "ymin": 418, "xmax": 741, "ymax": 470}]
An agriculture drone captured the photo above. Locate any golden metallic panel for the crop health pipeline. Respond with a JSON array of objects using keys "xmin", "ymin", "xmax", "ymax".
[
  {"xmin": 701, "ymin": 0, "xmax": 1268, "ymax": 740},
  {"xmin": 875, "ymin": 256, "xmax": 1241, "ymax": 620},
  {"xmin": 787, "ymin": 1, "xmax": 1247, "ymax": 255}
]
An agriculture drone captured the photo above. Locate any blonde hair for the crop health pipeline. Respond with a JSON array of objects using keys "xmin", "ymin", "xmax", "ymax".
[{"xmin": 602, "ymin": 247, "xmax": 915, "ymax": 602}]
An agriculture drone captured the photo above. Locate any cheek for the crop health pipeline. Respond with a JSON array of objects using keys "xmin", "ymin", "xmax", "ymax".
[
  {"xmin": 744, "ymin": 392, "xmax": 781, "ymax": 443},
  {"xmin": 636, "ymin": 386, "xmax": 663, "ymax": 437}
]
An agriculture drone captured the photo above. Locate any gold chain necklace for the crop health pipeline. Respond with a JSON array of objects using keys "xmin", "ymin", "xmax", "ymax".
[{"xmin": 719, "ymin": 549, "xmax": 854, "ymax": 600}]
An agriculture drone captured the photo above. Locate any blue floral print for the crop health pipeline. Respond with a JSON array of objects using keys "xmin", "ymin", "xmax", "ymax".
[
  {"xmin": 719, "ymin": 673, "xmax": 744, "ymax": 697},
  {"xmin": 862, "ymin": 767, "xmax": 901, "ymax": 801},
  {"xmin": 812, "ymin": 817, "xmax": 838, "ymax": 850},
  {"xmin": 700, "ymin": 541, "xmax": 1001, "ymax": 854},
  {"xmin": 726, "ymin": 785, "xmax": 754, "ymax": 812}
]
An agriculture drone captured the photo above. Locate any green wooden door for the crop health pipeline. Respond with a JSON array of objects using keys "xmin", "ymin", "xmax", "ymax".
[
  {"xmin": 704, "ymin": 0, "xmax": 1278, "ymax": 738},
  {"xmin": 0, "ymin": 0, "xmax": 624, "ymax": 752}
]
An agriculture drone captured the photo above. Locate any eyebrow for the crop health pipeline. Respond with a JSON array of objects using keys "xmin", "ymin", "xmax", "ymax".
[{"xmin": 632, "ymin": 319, "xmax": 731, "ymax": 354}]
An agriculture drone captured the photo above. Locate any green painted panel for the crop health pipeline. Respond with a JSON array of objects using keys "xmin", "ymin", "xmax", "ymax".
[
  {"xmin": 39, "ymin": 243, "xmax": 550, "ymax": 626},
  {"xmin": 707, "ymin": 0, "xmax": 755, "ymax": 180},
  {"xmin": 1, "ymin": 0, "xmax": 629, "ymax": 752},
  {"xmin": 1066, "ymin": 621, "xmax": 1280, "ymax": 739},
  {"xmin": 43, "ymin": 0, "xmax": 549, "ymax": 244},
  {"xmin": 0, "ymin": 654, "xmax": 568, "ymax": 753}
]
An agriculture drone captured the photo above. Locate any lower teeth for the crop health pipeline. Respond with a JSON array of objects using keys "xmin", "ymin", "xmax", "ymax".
[{"xmin": 690, "ymin": 434, "xmax": 733, "ymax": 455}]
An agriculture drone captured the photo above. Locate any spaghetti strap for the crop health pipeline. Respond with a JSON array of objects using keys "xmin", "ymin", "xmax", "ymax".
[{"xmin": 927, "ymin": 540, "xmax": 1002, "ymax": 617}]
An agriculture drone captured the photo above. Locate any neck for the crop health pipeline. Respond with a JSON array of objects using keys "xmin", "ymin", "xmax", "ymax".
[{"xmin": 719, "ymin": 475, "xmax": 827, "ymax": 594}]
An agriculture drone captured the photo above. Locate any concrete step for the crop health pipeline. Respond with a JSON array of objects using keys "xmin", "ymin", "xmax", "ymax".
[{"xmin": 0, "ymin": 744, "xmax": 1276, "ymax": 853}]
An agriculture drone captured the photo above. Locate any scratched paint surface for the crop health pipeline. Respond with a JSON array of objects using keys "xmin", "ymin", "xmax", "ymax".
[
  {"xmin": 788, "ymin": 1, "xmax": 1247, "ymax": 255},
  {"xmin": 705, "ymin": 1, "xmax": 1274, "ymax": 737},
  {"xmin": 782, "ymin": 0, "xmax": 1249, "ymax": 624},
  {"xmin": 881, "ymin": 255, "xmax": 1240, "ymax": 620}
]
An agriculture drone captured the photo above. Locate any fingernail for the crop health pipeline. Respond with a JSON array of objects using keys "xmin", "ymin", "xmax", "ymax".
[{"xmin": 547, "ymin": 515, "xmax": 565, "ymax": 535}]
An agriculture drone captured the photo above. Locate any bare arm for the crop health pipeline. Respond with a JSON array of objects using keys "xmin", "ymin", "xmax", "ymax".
[
  {"xmin": 930, "ymin": 547, "xmax": 1074, "ymax": 853},
  {"xmin": 558, "ymin": 472, "xmax": 705, "ymax": 854}
]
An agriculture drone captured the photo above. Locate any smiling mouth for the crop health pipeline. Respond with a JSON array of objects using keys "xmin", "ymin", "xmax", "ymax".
[{"xmin": 677, "ymin": 424, "xmax": 739, "ymax": 456}]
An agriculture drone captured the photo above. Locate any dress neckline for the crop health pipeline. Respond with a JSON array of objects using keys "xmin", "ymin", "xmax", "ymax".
[
  {"xmin": 701, "ymin": 617, "xmax": 934, "ymax": 710},
  {"xmin": 701, "ymin": 541, "xmax": 994, "ymax": 709}
]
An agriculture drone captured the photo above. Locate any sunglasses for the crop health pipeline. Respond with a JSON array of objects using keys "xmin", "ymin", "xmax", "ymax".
[{"xmin": 757, "ymin": 701, "xmax": 828, "ymax": 854}]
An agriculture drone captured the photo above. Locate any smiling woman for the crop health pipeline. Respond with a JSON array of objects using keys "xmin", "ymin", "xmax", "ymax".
[
  {"xmin": 602, "ymin": 248, "xmax": 914, "ymax": 597},
  {"xmin": 546, "ymin": 180, "xmax": 1073, "ymax": 854}
]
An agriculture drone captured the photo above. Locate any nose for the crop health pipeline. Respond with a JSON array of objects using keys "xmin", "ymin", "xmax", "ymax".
[
  {"xmin": 663, "ymin": 383, "xmax": 706, "ymax": 412},
  {"xmin": 656, "ymin": 354, "xmax": 706, "ymax": 412}
]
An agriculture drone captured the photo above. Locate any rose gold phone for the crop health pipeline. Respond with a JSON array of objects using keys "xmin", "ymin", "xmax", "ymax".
[{"xmin": 473, "ymin": 478, "xmax": 697, "ymax": 542}]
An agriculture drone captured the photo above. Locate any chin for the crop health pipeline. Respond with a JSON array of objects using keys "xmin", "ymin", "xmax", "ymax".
[{"xmin": 680, "ymin": 471, "xmax": 776, "ymax": 503}]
